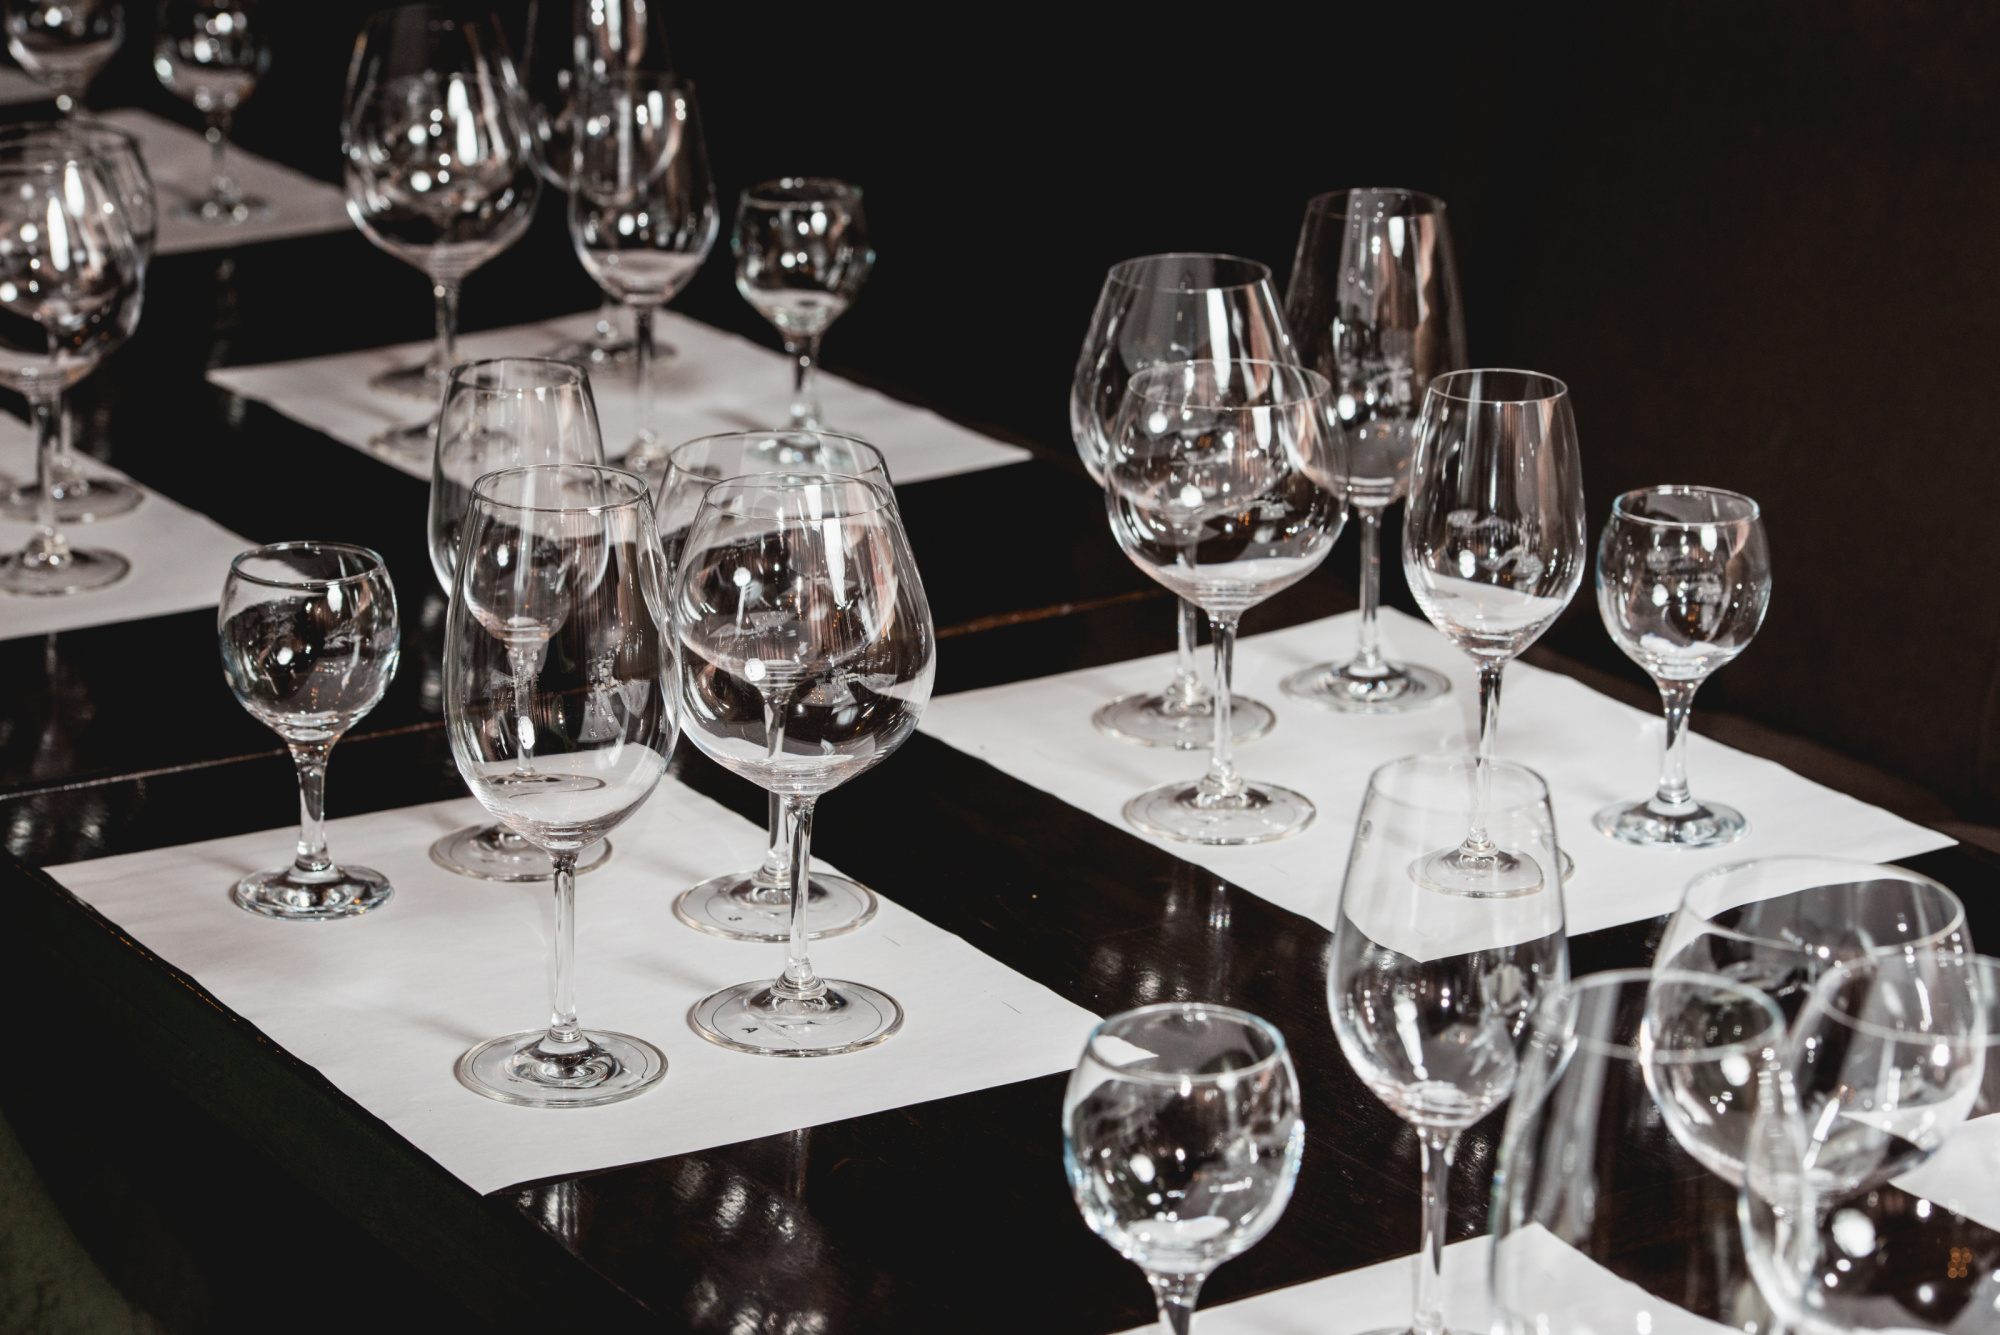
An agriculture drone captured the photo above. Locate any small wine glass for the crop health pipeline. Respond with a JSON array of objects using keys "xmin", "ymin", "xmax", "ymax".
[
  {"xmin": 732, "ymin": 177, "xmax": 873, "ymax": 432},
  {"xmin": 1105, "ymin": 359, "xmax": 1344, "ymax": 844},
  {"xmin": 152, "ymin": 0, "xmax": 270, "ymax": 224},
  {"xmin": 425, "ymin": 357, "xmax": 611, "ymax": 883},
  {"xmin": 1063, "ymin": 1003, "xmax": 1304, "ymax": 1335},
  {"xmin": 675, "ymin": 472, "xmax": 934, "ymax": 1055},
  {"xmin": 445, "ymin": 464, "xmax": 676, "ymax": 1107},
  {"xmin": 3, "ymin": 0, "xmax": 120, "ymax": 115},
  {"xmin": 219, "ymin": 543, "xmax": 400, "ymax": 920},
  {"xmin": 1637, "ymin": 967, "xmax": 1790, "ymax": 1188},
  {"xmin": 1403, "ymin": 369, "xmax": 1586, "ymax": 894},
  {"xmin": 1593, "ymin": 486, "xmax": 1772, "ymax": 848}
]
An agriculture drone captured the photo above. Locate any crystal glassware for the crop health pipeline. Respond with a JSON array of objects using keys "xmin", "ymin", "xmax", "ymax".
[
  {"xmin": 1280, "ymin": 188, "xmax": 1464, "ymax": 714},
  {"xmin": 1105, "ymin": 359, "xmax": 1344, "ymax": 844},
  {"xmin": 425, "ymin": 357, "xmax": 611, "ymax": 883},
  {"xmin": 1063, "ymin": 1003, "xmax": 1304, "ymax": 1335},
  {"xmin": 1402, "ymin": 369, "xmax": 1586, "ymax": 894},
  {"xmin": 3, "ymin": 0, "xmax": 120, "ymax": 115},
  {"xmin": 153, "ymin": 0, "xmax": 271, "ymax": 224},
  {"xmin": 732, "ymin": 177, "xmax": 873, "ymax": 432},
  {"xmin": 1593, "ymin": 486, "xmax": 1772, "ymax": 848},
  {"xmin": 219, "ymin": 543, "xmax": 400, "ymax": 920},
  {"xmin": 1071, "ymin": 253, "xmax": 1292, "ymax": 750},
  {"xmin": 675, "ymin": 472, "xmax": 934, "ymax": 1055},
  {"xmin": 445, "ymin": 464, "xmax": 676, "ymax": 1106},
  {"xmin": 1331, "ymin": 752, "xmax": 1568, "ymax": 1335}
]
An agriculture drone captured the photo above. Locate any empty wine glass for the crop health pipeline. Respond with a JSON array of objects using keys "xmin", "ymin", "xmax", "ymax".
[
  {"xmin": 569, "ymin": 69, "xmax": 716, "ymax": 468},
  {"xmin": 445, "ymin": 464, "xmax": 676, "ymax": 1107},
  {"xmin": 219, "ymin": 543, "xmax": 400, "ymax": 920},
  {"xmin": 1063, "ymin": 1003, "xmax": 1304, "ymax": 1335},
  {"xmin": 1639, "ymin": 967, "xmax": 1791, "ymax": 1188},
  {"xmin": 1403, "ymin": 369, "xmax": 1586, "ymax": 894},
  {"xmin": 1594, "ymin": 486, "xmax": 1772, "ymax": 848},
  {"xmin": 1331, "ymin": 753, "xmax": 1568, "ymax": 1335},
  {"xmin": 658, "ymin": 430, "xmax": 891, "ymax": 943},
  {"xmin": 1280, "ymin": 188, "xmax": 1464, "ymax": 714},
  {"xmin": 153, "ymin": 0, "xmax": 270, "ymax": 224},
  {"xmin": 3, "ymin": 0, "xmax": 120, "ymax": 115},
  {"xmin": 1106, "ymin": 359, "xmax": 1344, "ymax": 844},
  {"xmin": 675, "ymin": 472, "xmax": 934, "ymax": 1055},
  {"xmin": 732, "ymin": 177, "xmax": 873, "ymax": 432},
  {"xmin": 426, "ymin": 357, "xmax": 610, "ymax": 883},
  {"xmin": 343, "ymin": 4, "xmax": 541, "ymax": 463},
  {"xmin": 1071, "ymin": 254, "xmax": 1292, "ymax": 750}
]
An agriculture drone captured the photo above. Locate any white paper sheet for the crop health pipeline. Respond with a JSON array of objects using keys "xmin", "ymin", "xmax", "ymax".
[
  {"xmin": 921, "ymin": 609, "xmax": 1953, "ymax": 940},
  {"xmin": 205, "ymin": 310, "xmax": 1032, "ymax": 486},
  {"xmin": 50, "ymin": 780, "xmax": 1100, "ymax": 1195}
]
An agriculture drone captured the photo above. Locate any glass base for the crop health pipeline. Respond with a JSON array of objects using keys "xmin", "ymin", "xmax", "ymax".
[
  {"xmin": 234, "ymin": 863, "xmax": 393, "ymax": 921},
  {"xmin": 620, "ymin": 432, "xmax": 669, "ymax": 472},
  {"xmin": 674, "ymin": 870, "xmax": 878, "ymax": 942},
  {"xmin": 1122, "ymin": 778, "xmax": 1315, "ymax": 846},
  {"xmin": 366, "ymin": 418, "xmax": 436, "ymax": 466},
  {"xmin": 179, "ymin": 192, "xmax": 272, "ymax": 226},
  {"xmin": 690, "ymin": 979, "xmax": 903, "ymax": 1056},
  {"xmin": 369, "ymin": 361, "xmax": 443, "ymax": 403},
  {"xmin": 1280, "ymin": 660, "xmax": 1451, "ymax": 714},
  {"xmin": 1, "ymin": 474, "xmax": 145, "ymax": 523},
  {"xmin": 1410, "ymin": 843, "xmax": 1547, "ymax": 897},
  {"xmin": 544, "ymin": 333, "xmax": 634, "ymax": 372},
  {"xmin": 430, "ymin": 823, "xmax": 612, "ymax": 882},
  {"xmin": 0, "ymin": 544, "xmax": 129, "ymax": 595},
  {"xmin": 455, "ymin": 1029, "xmax": 665, "ymax": 1107},
  {"xmin": 1594, "ymin": 797, "xmax": 1748, "ymax": 849},
  {"xmin": 1093, "ymin": 691, "xmax": 1275, "ymax": 750}
]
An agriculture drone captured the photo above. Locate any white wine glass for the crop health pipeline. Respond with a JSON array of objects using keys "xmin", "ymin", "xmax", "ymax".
[
  {"xmin": 153, "ymin": 0, "xmax": 270, "ymax": 224},
  {"xmin": 732, "ymin": 177, "xmax": 872, "ymax": 432},
  {"xmin": 3, "ymin": 0, "xmax": 120, "ymax": 115}
]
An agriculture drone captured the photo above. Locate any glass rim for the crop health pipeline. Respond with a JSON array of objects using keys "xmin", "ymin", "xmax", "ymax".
[
  {"xmin": 1302, "ymin": 186, "xmax": 1449, "ymax": 218},
  {"xmin": 696, "ymin": 469, "xmax": 895, "ymax": 519},
  {"xmin": 740, "ymin": 175, "xmax": 860, "ymax": 206},
  {"xmin": 1123, "ymin": 357, "xmax": 1329, "ymax": 410},
  {"xmin": 1676, "ymin": 854, "xmax": 1966, "ymax": 954},
  {"xmin": 469, "ymin": 464, "xmax": 650, "ymax": 515},
  {"xmin": 1105, "ymin": 251, "xmax": 1273, "ymax": 294},
  {"xmin": 1808, "ymin": 952, "xmax": 1989, "ymax": 1045},
  {"xmin": 445, "ymin": 356, "xmax": 590, "ymax": 393},
  {"xmin": 1362, "ymin": 752, "xmax": 1554, "ymax": 815},
  {"xmin": 1549, "ymin": 968, "xmax": 1788, "ymax": 1062},
  {"xmin": 666, "ymin": 429, "xmax": 890, "ymax": 478},
  {"xmin": 1609, "ymin": 485, "xmax": 1762, "ymax": 528},
  {"xmin": 1425, "ymin": 368, "xmax": 1570, "ymax": 406},
  {"xmin": 227, "ymin": 541, "xmax": 389, "ymax": 591},
  {"xmin": 1083, "ymin": 1002, "xmax": 1289, "ymax": 1085}
]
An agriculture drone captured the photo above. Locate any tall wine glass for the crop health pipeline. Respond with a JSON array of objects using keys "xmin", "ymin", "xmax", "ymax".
[
  {"xmin": 1064, "ymin": 1004, "xmax": 1304, "ymax": 1335},
  {"xmin": 1331, "ymin": 753, "xmax": 1568, "ymax": 1335},
  {"xmin": 732, "ymin": 177, "xmax": 873, "ymax": 432},
  {"xmin": 1594, "ymin": 486, "xmax": 1772, "ymax": 848},
  {"xmin": 219, "ymin": 543, "xmax": 400, "ymax": 920},
  {"xmin": 343, "ymin": 4, "xmax": 541, "ymax": 463},
  {"xmin": 658, "ymin": 430, "xmax": 892, "ymax": 943},
  {"xmin": 1403, "ymin": 369, "xmax": 1585, "ymax": 894},
  {"xmin": 1071, "ymin": 254, "xmax": 1293, "ymax": 750},
  {"xmin": 1280, "ymin": 188, "xmax": 1464, "ymax": 714},
  {"xmin": 569, "ymin": 69, "xmax": 716, "ymax": 468},
  {"xmin": 3, "ymin": 0, "xmax": 120, "ymax": 115},
  {"xmin": 153, "ymin": 0, "xmax": 270, "ymax": 224},
  {"xmin": 445, "ymin": 464, "xmax": 676, "ymax": 1107},
  {"xmin": 1106, "ymin": 359, "xmax": 1344, "ymax": 844},
  {"xmin": 675, "ymin": 473, "xmax": 934, "ymax": 1055},
  {"xmin": 425, "ymin": 357, "xmax": 609, "ymax": 883}
]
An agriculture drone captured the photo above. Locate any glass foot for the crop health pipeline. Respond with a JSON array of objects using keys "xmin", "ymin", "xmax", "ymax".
[
  {"xmin": 1093, "ymin": 691, "xmax": 1275, "ymax": 750},
  {"xmin": 620, "ymin": 433, "xmax": 669, "ymax": 472},
  {"xmin": 233, "ymin": 863, "xmax": 393, "ymax": 921},
  {"xmin": 0, "ymin": 544, "xmax": 129, "ymax": 595},
  {"xmin": 544, "ymin": 332, "xmax": 636, "ymax": 372},
  {"xmin": 674, "ymin": 870, "xmax": 877, "ymax": 942},
  {"xmin": 369, "ymin": 361, "xmax": 443, "ymax": 403},
  {"xmin": 1280, "ymin": 659, "xmax": 1451, "ymax": 714},
  {"xmin": 1, "ymin": 474, "xmax": 145, "ymax": 523},
  {"xmin": 179, "ymin": 192, "xmax": 272, "ymax": 226},
  {"xmin": 1410, "ymin": 843, "xmax": 1547, "ymax": 897},
  {"xmin": 691, "ymin": 979, "xmax": 903, "ymax": 1056},
  {"xmin": 1594, "ymin": 798, "xmax": 1748, "ymax": 849},
  {"xmin": 430, "ymin": 824, "xmax": 612, "ymax": 882},
  {"xmin": 1122, "ymin": 778, "xmax": 1315, "ymax": 845},
  {"xmin": 456, "ymin": 1029, "xmax": 665, "ymax": 1107},
  {"xmin": 366, "ymin": 418, "xmax": 436, "ymax": 466}
]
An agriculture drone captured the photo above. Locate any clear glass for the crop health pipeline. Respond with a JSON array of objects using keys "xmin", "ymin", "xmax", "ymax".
[
  {"xmin": 219, "ymin": 543, "xmax": 400, "ymax": 920},
  {"xmin": 3, "ymin": 0, "xmax": 120, "ymax": 114},
  {"xmin": 1070, "ymin": 253, "xmax": 1291, "ymax": 750},
  {"xmin": 1063, "ymin": 1004, "xmax": 1304, "ymax": 1335},
  {"xmin": 1280, "ymin": 188, "xmax": 1464, "ymax": 714},
  {"xmin": 568, "ymin": 70, "xmax": 716, "ymax": 468},
  {"xmin": 342, "ymin": 4, "xmax": 541, "ymax": 463},
  {"xmin": 1489, "ymin": 971, "xmax": 1782, "ymax": 1335},
  {"xmin": 445, "ymin": 464, "xmax": 675, "ymax": 1106},
  {"xmin": 1105, "ymin": 359, "xmax": 1344, "ymax": 844},
  {"xmin": 732, "ymin": 177, "xmax": 874, "ymax": 432},
  {"xmin": 656, "ymin": 430, "xmax": 892, "ymax": 943},
  {"xmin": 1593, "ymin": 486, "xmax": 1773, "ymax": 848},
  {"xmin": 675, "ymin": 473, "xmax": 934, "ymax": 1056},
  {"xmin": 1403, "ymin": 369, "xmax": 1586, "ymax": 893},
  {"xmin": 152, "ymin": 0, "xmax": 270, "ymax": 223}
]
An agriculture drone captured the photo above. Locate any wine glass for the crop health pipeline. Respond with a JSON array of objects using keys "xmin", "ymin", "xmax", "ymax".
[
  {"xmin": 569, "ymin": 69, "xmax": 717, "ymax": 469},
  {"xmin": 445, "ymin": 464, "xmax": 676, "ymax": 1107},
  {"xmin": 1105, "ymin": 359, "xmax": 1344, "ymax": 844},
  {"xmin": 219, "ymin": 543, "xmax": 400, "ymax": 920},
  {"xmin": 153, "ymin": 0, "xmax": 271, "ymax": 224},
  {"xmin": 731, "ymin": 177, "xmax": 873, "ymax": 431},
  {"xmin": 657, "ymin": 430, "xmax": 892, "ymax": 943},
  {"xmin": 1063, "ymin": 1003, "xmax": 1304, "ymax": 1335},
  {"xmin": 675, "ymin": 472, "xmax": 934, "ymax": 1055},
  {"xmin": 1279, "ymin": 188, "xmax": 1465, "ymax": 714},
  {"xmin": 1071, "ymin": 253, "xmax": 1293, "ymax": 750},
  {"xmin": 425, "ymin": 357, "xmax": 610, "ymax": 883},
  {"xmin": 1594, "ymin": 486, "xmax": 1772, "ymax": 848},
  {"xmin": 343, "ymin": 4, "xmax": 541, "ymax": 463},
  {"xmin": 3, "ymin": 0, "xmax": 120, "ymax": 115},
  {"xmin": 1331, "ymin": 753, "xmax": 1568, "ymax": 1335},
  {"xmin": 1403, "ymin": 369, "xmax": 1586, "ymax": 894}
]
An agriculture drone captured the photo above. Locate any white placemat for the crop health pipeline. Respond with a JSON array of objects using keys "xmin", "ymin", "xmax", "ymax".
[
  {"xmin": 921, "ymin": 608, "xmax": 1954, "ymax": 939},
  {"xmin": 50, "ymin": 780, "xmax": 1100, "ymax": 1195},
  {"xmin": 205, "ymin": 309, "xmax": 1033, "ymax": 486},
  {"xmin": 0, "ymin": 67, "xmax": 46, "ymax": 107},
  {"xmin": 96, "ymin": 108, "xmax": 351, "ymax": 256}
]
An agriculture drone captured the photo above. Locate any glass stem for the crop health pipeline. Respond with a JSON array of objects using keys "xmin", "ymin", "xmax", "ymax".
[
  {"xmin": 289, "ymin": 740, "xmax": 334, "ymax": 876},
  {"xmin": 50, "ymin": 394, "xmax": 77, "ymax": 486},
  {"xmin": 25, "ymin": 392, "xmax": 64, "ymax": 563},
  {"xmin": 1412, "ymin": 1129, "xmax": 1462, "ymax": 1335},
  {"xmin": 751, "ymin": 696, "xmax": 791, "ymax": 895},
  {"xmin": 1195, "ymin": 613, "xmax": 1245, "ymax": 802},
  {"xmin": 785, "ymin": 333, "xmax": 823, "ymax": 428},
  {"xmin": 774, "ymin": 793, "xmax": 826, "ymax": 1001},
  {"xmin": 1462, "ymin": 662, "xmax": 1505, "ymax": 856},
  {"xmin": 506, "ymin": 644, "xmax": 542, "ymax": 778},
  {"xmin": 1148, "ymin": 1272, "xmax": 1204, "ymax": 1335},
  {"xmin": 431, "ymin": 278, "xmax": 461, "ymax": 382},
  {"xmin": 546, "ymin": 851, "xmax": 581, "ymax": 1046},
  {"xmin": 1161, "ymin": 596, "xmax": 1206, "ymax": 713},
  {"xmin": 1650, "ymin": 679, "xmax": 1701, "ymax": 814},
  {"xmin": 206, "ymin": 114, "xmax": 235, "ymax": 204},
  {"xmin": 1352, "ymin": 505, "xmax": 1387, "ymax": 675},
  {"xmin": 593, "ymin": 298, "xmax": 621, "ymax": 342}
]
